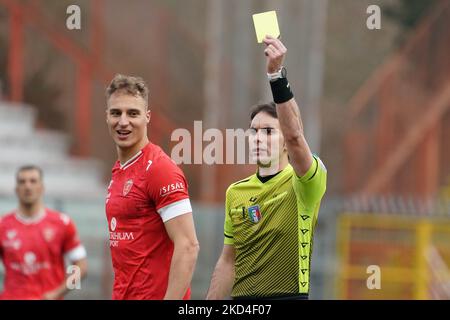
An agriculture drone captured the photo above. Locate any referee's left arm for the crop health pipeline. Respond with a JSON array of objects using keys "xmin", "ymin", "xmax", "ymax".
[{"xmin": 263, "ymin": 35, "xmax": 313, "ymax": 177}]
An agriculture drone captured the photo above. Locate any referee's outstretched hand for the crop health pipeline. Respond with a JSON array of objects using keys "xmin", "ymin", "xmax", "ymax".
[{"xmin": 263, "ymin": 35, "xmax": 287, "ymax": 74}]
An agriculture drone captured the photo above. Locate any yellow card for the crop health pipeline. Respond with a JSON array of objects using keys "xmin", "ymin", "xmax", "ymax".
[{"xmin": 252, "ymin": 11, "xmax": 280, "ymax": 43}]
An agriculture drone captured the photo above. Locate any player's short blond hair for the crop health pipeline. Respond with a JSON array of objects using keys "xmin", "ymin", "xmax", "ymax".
[{"xmin": 106, "ymin": 74, "xmax": 149, "ymax": 105}]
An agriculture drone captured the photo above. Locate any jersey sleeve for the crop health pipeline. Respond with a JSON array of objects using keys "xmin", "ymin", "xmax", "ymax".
[
  {"xmin": 62, "ymin": 216, "xmax": 87, "ymax": 262},
  {"xmin": 292, "ymin": 155, "xmax": 327, "ymax": 210},
  {"xmin": 223, "ymin": 187, "xmax": 234, "ymax": 245},
  {"xmin": 147, "ymin": 156, "xmax": 192, "ymax": 223}
]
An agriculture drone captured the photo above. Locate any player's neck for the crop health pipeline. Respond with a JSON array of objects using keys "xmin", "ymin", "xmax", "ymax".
[
  {"xmin": 18, "ymin": 202, "xmax": 44, "ymax": 218},
  {"xmin": 117, "ymin": 137, "xmax": 149, "ymax": 165},
  {"xmin": 258, "ymin": 156, "xmax": 289, "ymax": 177}
]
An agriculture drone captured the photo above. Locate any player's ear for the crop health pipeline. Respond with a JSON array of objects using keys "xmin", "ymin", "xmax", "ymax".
[{"xmin": 146, "ymin": 109, "xmax": 151, "ymax": 123}]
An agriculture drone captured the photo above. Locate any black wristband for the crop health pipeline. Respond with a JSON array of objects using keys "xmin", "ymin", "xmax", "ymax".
[{"xmin": 270, "ymin": 77, "xmax": 294, "ymax": 104}]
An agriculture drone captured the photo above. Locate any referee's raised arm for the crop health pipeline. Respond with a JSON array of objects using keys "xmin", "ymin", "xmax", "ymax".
[{"xmin": 263, "ymin": 36, "xmax": 313, "ymax": 177}]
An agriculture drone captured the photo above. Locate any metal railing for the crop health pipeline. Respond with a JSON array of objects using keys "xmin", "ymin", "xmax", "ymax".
[{"xmin": 337, "ymin": 210, "xmax": 450, "ymax": 299}]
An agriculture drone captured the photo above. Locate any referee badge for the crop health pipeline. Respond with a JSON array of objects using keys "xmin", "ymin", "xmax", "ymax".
[{"xmin": 248, "ymin": 205, "xmax": 262, "ymax": 223}]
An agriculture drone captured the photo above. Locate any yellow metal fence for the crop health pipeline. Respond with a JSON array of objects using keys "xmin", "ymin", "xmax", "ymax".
[{"xmin": 337, "ymin": 213, "xmax": 450, "ymax": 299}]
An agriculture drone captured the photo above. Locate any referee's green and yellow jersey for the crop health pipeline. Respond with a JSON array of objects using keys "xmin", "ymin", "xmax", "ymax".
[{"xmin": 224, "ymin": 155, "xmax": 327, "ymax": 298}]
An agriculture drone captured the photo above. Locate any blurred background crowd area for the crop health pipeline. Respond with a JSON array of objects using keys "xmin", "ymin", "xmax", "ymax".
[{"xmin": 0, "ymin": 0, "xmax": 449, "ymax": 299}]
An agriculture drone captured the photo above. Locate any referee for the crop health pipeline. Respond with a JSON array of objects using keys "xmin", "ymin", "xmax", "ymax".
[{"xmin": 206, "ymin": 36, "xmax": 327, "ymax": 300}]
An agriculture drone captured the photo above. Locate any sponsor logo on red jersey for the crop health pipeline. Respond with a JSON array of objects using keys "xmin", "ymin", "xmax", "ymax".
[
  {"xmin": 7, "ymin": 230, "xmax": 17, "ymax": 239},
  {"xmin": 3, "ymin": 229, "xmax": 21, "ymax": 250},
  {"xmin": 159, "ymin": 182, "xmax": 185, "ymax": 197},
  {"xmin": 110, "ymin": 217, "xmax": 117, "ymax": 231},
  {"xmin": 109, "ymin": 217, "xmax": 135, "ymax": 247},
  {"xmin": 10, "ymin": 251, "xmax": 50, "ymax": 275}
]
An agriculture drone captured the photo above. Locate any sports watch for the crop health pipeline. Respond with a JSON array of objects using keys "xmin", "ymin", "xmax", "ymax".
[{"xmin": 267, "ymin": 66, "xmax": 287, "ymax": 82}]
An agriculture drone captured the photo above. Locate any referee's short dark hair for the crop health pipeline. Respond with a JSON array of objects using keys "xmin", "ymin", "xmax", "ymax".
[
  {"xmin": 16, "ymin": 165, "xmax": 43, "ymax": 182},
  {"xmin": 250, "ymin": 102, "xmax": 278, "ymax": 121}
]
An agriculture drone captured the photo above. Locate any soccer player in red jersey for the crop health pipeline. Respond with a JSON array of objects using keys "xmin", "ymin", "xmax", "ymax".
[
  {"xmin": 0, "ymin": 166, "xmax": 87, "ymax": 300},
  {"xmin": 105, "ymin": 74, "xmax": 199, "ymax": 300}
]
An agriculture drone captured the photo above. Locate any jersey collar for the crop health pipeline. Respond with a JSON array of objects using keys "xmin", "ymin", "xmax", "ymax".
[
  {"xmin": 15, "ymin": 208, "xmax": 47, "ymax": 225},
  {"xmin": 118, "ymin": 142, "xmax": 153, "ymax": 170},
  {"xmin": 119, "ymin": 150, "xmax": 143, "ymax": 170},
  {"xmin": 254, "ymin": 164, "xmax": 292, "ymax": 184},
  {"xmin": 256, "ymin": 169, "xmax": 283, "ymax": 183}
]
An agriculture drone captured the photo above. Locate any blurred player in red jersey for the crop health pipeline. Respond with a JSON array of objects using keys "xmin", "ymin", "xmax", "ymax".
[
  {"xmin": 105, "ymin": 74, "xmax": 199, "ymax": 300},
  {"xmin": 0, "ymin": 166, "xmax": 87, "ymax": 300}
]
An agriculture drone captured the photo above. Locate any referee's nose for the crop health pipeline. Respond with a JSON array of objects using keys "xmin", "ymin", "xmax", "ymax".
[{"xmin": 255, "ymin": 129, "xmax": 266, "ymax": 146}]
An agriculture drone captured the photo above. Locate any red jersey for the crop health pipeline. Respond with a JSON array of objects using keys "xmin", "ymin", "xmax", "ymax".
[
  {"xmin": 0, "ymin": 208, "xmax": 86, "ymax": 300},
  {"xmin": 105, "ymin": 142, "xmax": 193, "ymax": 300}
]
